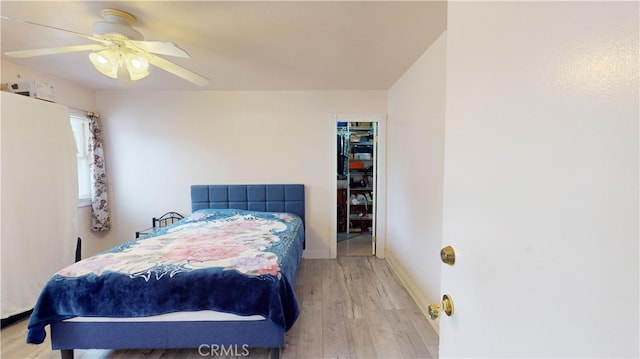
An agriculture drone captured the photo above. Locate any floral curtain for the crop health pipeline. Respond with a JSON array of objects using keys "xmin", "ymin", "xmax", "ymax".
[{"xmin": 87, "ymin": 112, "xmax": 111, "ymax": 231}]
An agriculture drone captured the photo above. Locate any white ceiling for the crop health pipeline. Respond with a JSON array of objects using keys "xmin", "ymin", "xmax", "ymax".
[{"xmin": 1, "ymin": 1, "xmax": 446, "ymax": 91}]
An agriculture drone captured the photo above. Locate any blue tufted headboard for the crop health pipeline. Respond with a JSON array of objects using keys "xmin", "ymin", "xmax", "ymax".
[{"xmin": 190, "ymin": 184, "xmax": 305, "ymax": 227}]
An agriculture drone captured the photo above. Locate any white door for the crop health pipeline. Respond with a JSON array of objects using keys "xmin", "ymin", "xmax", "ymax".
[{"xmin": 439, "ymin": 2, "xmax": 638, "ymax": 357}]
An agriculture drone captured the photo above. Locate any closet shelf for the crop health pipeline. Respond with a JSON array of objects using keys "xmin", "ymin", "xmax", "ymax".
[{"xmin": 350, "ymin": 215, "xmax": 373, "ymax": 220}]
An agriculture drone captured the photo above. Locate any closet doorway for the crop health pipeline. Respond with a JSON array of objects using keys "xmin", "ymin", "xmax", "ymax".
[{"xmin": 334, "ymin": 115, "xmax": 385, "ymax": 257}]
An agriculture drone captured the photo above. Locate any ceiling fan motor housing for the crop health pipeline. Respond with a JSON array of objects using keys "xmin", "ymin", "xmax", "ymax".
[{"xmin": 92, "ymin": 9, "xmax": 143, "ymax": 41}]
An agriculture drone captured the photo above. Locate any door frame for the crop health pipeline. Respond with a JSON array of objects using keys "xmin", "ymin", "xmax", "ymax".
[{"xmin": 330, "ymin": 114, "xmax": 387, "ymax": 258}]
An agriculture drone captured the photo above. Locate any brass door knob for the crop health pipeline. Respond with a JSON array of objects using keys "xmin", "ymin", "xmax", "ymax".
[{"xmin": 428, "ymin": 294, "xmax": 454, "ymax": 320}]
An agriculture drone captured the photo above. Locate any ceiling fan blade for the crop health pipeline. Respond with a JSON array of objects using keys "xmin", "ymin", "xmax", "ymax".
[
  {"xmin": 127, "ymin": 40, "xmax": 190, "ymax": 58},
  {"xmin": 0, "ymin": 15, "xmax": 110, "ymax": 46},
  {"xmin": 148, "ymin": 54, "xmax": 209, "ymax": 87},
  {"xmin": 5, "ymin": 44, "xmax": 108, "ymax": 58}
]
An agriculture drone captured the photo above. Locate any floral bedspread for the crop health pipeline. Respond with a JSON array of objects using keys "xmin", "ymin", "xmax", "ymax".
[{"xmin": 27, "ymin": 209, "xmax": 305, "ymax": 344}]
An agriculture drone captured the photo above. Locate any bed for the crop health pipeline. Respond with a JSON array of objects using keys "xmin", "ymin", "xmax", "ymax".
[{"xmin": 26, "ymin": 184, "xmax": 305, "ymax": 359}]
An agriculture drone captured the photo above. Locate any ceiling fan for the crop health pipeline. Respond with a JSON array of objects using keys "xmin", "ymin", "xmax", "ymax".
[{"xmin": 1, "ymin": 9, "xmax": 209, "ymax": 87}]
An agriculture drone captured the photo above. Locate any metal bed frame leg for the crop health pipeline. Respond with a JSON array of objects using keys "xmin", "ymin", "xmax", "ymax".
[{"xmin": 269, "ymin": 347, "xmax": 282, "ymax": 359}]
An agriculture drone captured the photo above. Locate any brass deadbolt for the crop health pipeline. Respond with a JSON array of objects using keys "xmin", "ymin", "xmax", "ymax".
[
  {"xmin": 440, "ymin": 245, "xmax": 455, "ymax": 265},
  {"xmin": 428, "ymin": 294, "xmax": 454, "ymax": 320}
]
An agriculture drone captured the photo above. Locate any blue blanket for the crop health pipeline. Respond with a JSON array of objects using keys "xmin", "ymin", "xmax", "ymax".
[{"xmin": 27, "ymin": 209, "xmax": 304, "ymax": 344}]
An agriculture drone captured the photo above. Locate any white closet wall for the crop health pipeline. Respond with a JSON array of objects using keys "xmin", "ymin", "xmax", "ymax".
[{"xmin": 1, "ymin": 92, "xmax": 78, "ymax": 318}]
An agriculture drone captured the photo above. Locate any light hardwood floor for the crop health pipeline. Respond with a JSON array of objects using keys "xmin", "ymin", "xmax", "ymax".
[
  {"xmin": 337, "ymin": 234, "xmax": 374, "ymax": 257},
  {"xmin": 1, "ymin": 258, "xmax": 438, "ymax": 359}
]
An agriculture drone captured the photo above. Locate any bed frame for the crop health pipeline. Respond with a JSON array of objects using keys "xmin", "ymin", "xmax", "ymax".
[{"xmin": 51, "ymin": 184, "xmax": 305, "ymax": 359}]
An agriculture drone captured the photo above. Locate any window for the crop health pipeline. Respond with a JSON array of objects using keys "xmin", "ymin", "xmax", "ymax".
[{"xmin": 70, "ymin": 114, "xmax": 91, "ymax": 206}]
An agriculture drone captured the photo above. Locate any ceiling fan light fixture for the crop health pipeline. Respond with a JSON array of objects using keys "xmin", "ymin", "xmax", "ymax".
[
  {"xmin": 126, "ymin": 53, "xmax": 149, "ymax": 80},
  {"xmin": 89, "ymin": 49, "xmax": 149, "ymax": 82},
  {"xmin": 89, "ymin": 50, "xmax": 118, "ymax": 79}
]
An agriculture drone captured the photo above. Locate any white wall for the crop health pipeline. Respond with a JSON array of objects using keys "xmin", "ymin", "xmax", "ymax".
[
  {"xmin": 1, "ymin": 60, "xmax": 102, "ymax": 259},
  {"xmin": 95, "ymin": 90, "xmax": 386, "ymax": 257},
  {"xmin": 386, "ymin": 33, "xmax": 447, "ymax": 332},
  {"xmin": 2, "ymin": 59, "xmax": 387, "ymax": 258}
]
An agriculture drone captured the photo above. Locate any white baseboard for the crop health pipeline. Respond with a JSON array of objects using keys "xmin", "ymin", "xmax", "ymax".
[{"xmin": 385, "ymin": 250, "xmax": 440, "ymax": 335}]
